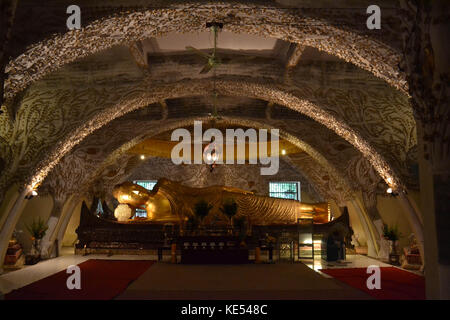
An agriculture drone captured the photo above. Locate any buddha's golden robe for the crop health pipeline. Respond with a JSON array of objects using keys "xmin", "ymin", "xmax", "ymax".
[{"xmin": 113, "ymin": 178, "xmax": 329, "ymax": 225}]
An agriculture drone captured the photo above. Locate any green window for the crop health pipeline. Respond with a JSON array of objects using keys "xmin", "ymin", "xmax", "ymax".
[
  {"xmin": 133, "ymin": 180, "xmax": 157, "ymax": 191},
  {"xmin": 132, "ymin": 180, "xmax": 157, "ymax": 217},
  {"xmin": 269, "ymin": 182, "xmax": 300, "ymax": 201}
]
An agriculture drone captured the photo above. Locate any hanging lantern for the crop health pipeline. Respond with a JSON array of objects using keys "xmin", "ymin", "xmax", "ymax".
[{"xmin": 203, "ymin": 140, "xmax": 222, "ymax": 172}]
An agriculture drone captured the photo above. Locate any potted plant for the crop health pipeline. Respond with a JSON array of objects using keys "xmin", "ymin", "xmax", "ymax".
[
  {"xmin": 220, "ymin": 198, "xmax": 238, "ymax": 234},
  {"xmin": 193, "ymin": 200, "xmax": 213, "ymax": 234},
  {"xmin": 25, "ymin": 217, "xmax": 48, "ymax": 264},
  {"xmin": 382, "ymin": 223, "xmax": 402, "ymax": 264}
]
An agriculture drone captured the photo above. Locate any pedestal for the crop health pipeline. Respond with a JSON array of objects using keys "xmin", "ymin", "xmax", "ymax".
[{"xmin": 389, "ymin": 253, "xmax": 401, "ymax": 266}]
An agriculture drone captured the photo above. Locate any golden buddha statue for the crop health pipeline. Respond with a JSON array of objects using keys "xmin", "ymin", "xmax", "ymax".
[{"xmin": 112, "ymin": 178, "xmax": 329, "ymax": 225}]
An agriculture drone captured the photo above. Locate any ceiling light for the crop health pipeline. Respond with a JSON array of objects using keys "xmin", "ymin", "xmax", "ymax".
[
  {"xmin": 140, "ymin": 155, "xmax": 145, "ymax": 160},
  {"xmin": 211, "ymin": 151, "xmax": 218, "ymax": 162},
  {"xmin": 25, "ymin": 190, "xmax": 38, "ymax": 199}
]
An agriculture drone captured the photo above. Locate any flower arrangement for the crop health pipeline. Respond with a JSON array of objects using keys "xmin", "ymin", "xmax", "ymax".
[
  {"xmin": 382, "ymin": 223, "xmax": 402, "ymax": 241},
  {"xmin": 220, "ymin": 198, "xmax": 238, "ymax": 226},
  {"xmin": 26, "ymin": 217, "xmax": 48, "ymax": 240},
  {"xmin": 194, "ymin": 200, "xmax": 213, "ymax": 225}
]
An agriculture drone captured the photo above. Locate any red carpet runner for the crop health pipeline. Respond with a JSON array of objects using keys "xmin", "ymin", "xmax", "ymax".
[
  {"xmin": 320, "ymin": 267, "xmax": 425, "ymax": 300},
  {"xmin": 6, "ymin": 259, "xmax": 154, "ymax": 300}
]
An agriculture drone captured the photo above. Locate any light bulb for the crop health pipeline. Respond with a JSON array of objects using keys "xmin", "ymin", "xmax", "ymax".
[
  {"xmin": 281, "ymin": 149, "xmax": 286, "ymax": 155},
  {"xmin": 386, "ymin": 187, "xmax": 393, "ymax": 194},
  {"xmin": 140, "ymin": 155, "xmax": 145, "ymax": 160},
  {"xmin": 31, "ymin": 190, "xmax": 38, "ymax": 197}
]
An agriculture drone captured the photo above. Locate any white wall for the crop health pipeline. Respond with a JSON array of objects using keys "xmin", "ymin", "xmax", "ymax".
[
  {"xmin": 14, "ymin": 195, "xmax": 54, "ymax": 253},
  {"xmin": 62, "ymin": 200, "xmax": 83, "ymax": 247},
  {"xmin": 377, "ymin": 194, "xmax": 415, "ymax": 250}
]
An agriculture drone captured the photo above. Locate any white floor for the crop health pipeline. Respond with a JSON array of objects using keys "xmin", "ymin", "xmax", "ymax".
[{"xmin": 301, "ymin": 254, "xmax": 391, "ymax": 278}]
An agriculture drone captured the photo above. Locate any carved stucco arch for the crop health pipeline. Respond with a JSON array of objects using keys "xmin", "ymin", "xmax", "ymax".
[
  {"xmin": 4, "ymin": 1, "xmax": 408, "ymax": 102},
  {"xmin": 36, "ymin": 116, "xmax": 357, "ymax": 262},
  {"xmin": 38, "ymin": 116, "xmax": 351, "ymax": 258},
  {"xmin": 77, "ymin": 116, "xmax": 352, "ymax": 203},
  {"xmin": 24, "ymin": 79, "xmax": 403, "ymax": 198}
]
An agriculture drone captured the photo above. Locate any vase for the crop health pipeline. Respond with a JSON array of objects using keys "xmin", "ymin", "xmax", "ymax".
[
  {"xmin": 28, "ymin": 238, "xmax": 42, "ymax": 264},
  {"xmin": 389, "ymin": 240, "xmax": 399, "ymax": 255},
  {"xmin": 388, "ymin": 240, "xmax": 400, "ymax": 265}
]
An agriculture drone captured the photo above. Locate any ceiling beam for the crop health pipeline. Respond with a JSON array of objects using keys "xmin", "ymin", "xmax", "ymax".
[
  {"xmin": 129, "ymin": 41, "xmax": 148, "ymax": 69},
  {"xmin": 0, "ymin": 0, "xmax": 18, "ymax": 109},
  {"xmin": 160, "ymin": 100, "xmax": 168, "ymax": 120},
  {"xmin": 285, "ymin": 43, "xmax": 306, "ymax": 69},
  {"xmin": 265, "ymin": 101, "xmax": 274, "ymax": 120}
]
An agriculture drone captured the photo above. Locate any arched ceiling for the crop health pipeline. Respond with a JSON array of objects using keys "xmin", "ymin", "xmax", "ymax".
[
  {"xmin": 38, "ymin": 99, "xmax": 384, "ymax": 207},
  {"xmin": 0, "ymin": 0, "xmax": 418, "ymax": 204},
  {"xmin": 4, "ymin": 0, "xmax": 408, "ymax": 101},
  {"xmin": 0, "ymin": 75, "xmax": 411, "ymax": 193}
]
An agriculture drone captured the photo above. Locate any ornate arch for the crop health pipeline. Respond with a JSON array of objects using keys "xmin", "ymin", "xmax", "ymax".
[
  {"xmin": 77, "ymin": 117, "xmax": 352, "ymax": 200},
  {"xmin": 22, "ymin": 79, "xmax": 403, "ymax": 197},
  {"xmin": 4, "ymin": 1, "xmax": 407, "ymax": 102}
]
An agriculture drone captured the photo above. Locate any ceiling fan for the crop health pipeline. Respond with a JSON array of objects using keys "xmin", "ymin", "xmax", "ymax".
[
  {"xmin": 186, "ymin": 22, "xmax": 223, "ymax": 74},
  {"xmin": 186, "ymin": 22, "xmax": 226, "ymax": 121}
]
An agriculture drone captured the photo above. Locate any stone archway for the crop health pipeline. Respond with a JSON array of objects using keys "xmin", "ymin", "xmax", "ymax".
[
  {"xmin": 4, "ymin": 1, "xmax": 407, "ymax": 102},
  {"xmin": 0, "ymin": 78, "xmax": 424, "ymax": 273},
  {"xmin": 48, "ymin": 117, "xmax": 382, "ymax": 261},
  {"xmin": 22, "ymin": 79, "xmax": 404, "ymax": 192}
]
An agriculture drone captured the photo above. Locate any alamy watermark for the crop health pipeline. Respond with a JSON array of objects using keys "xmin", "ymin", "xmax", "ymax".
[
  {"xmin": 366, "ymin": 265, "xmax": 381, "ymax": 289},
  {"xmin": 170, "ymin": 121, "xmax": 280, "ymax": 175},
  {"xmin": 366, "ymin": 5, "xmax": 381, "ymax": 30},
  {"xmin": 66, "ymin": 265, "xmax": 81, "ymax": 290},
  {"xmin": 66, "ymin": 4, "xmax": 381, "ymax": 31},
  {"xmin": 65, "ymin": 263, "xmax": 382, "ymax": 290},
  {"xmin": 66, "ymin": 5, "xmax": 81, "ymax": 30}
]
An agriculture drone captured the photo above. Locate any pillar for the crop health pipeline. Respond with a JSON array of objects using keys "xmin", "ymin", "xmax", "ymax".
[{"xmin": 0, "ymin": 187, "xmax": 28, "ymax": 274}]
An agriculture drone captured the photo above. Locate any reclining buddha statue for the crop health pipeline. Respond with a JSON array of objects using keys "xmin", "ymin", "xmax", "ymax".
[{"xmin": 112, "ymin": 178, "xmax": 329, "ymax": 225}]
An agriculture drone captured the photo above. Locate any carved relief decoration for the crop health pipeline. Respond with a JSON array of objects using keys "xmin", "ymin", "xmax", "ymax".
[{"xmin": 4, "ymin": 1, "xmax": 407, "ymax": 103}]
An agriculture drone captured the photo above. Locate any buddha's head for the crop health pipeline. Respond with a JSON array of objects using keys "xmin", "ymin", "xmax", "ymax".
[{"xmin": 112, "ymin": 181, "xmax": 151, "ymax": 208}]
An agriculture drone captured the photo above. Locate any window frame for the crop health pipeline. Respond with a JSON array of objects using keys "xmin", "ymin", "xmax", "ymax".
[{"xmin": 268, "ymin": 181, "xmax": 301, "ymax": 201}]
